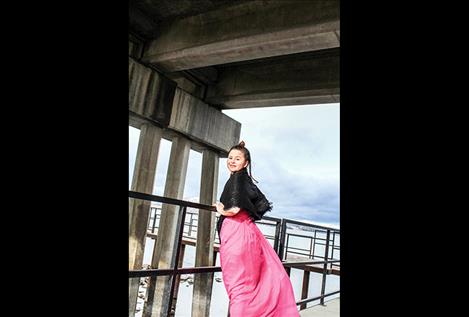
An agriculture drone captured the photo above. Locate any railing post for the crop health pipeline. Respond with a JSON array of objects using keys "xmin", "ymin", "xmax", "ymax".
[
  {"xmin": 152, "ymin": 207, "xmax": 158, "ymax": 233},
  {"xmin": 278, "ymin": 218, "xmax": 287, "ymax": 261},
  {"xmin": 320, "ymin": 229, "xmax": 331, "ymax": 305},
  {"xmin": 330, "ymin": 231, "xmax": 336, "ymax": 268},
  {"xmin": 309, "ymin": 236, "xmax": 313, "ymax": 259},
  {"xmin": 312, "ymin": 230, "xmax": 317, "ymax": 258},
  {"xmin": 300, "ymin": 270, "xmax": 310, "ymax": 310},
  {"xmin": 273, "ymin": 219, "xmax": 281, "ymax": 255},
  {"xmin": 166, "ymin": 206, "xmax": 187, "ymax": 317},
  {"xmin": 170, "ymin": 244, "xmax": 186, "ymax": 315},
  {"xmin": 212, "ymin": 250, "xmax": 217, "ymax": 266}
]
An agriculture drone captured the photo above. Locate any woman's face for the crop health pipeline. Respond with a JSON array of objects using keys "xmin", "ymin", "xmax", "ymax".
[{"xmin": 227, "ymin": 149, "xmax": 248, "ymax": 173}]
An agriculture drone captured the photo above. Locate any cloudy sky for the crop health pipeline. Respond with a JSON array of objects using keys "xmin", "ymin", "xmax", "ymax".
[{"xmin": 129, "ymin": 103, "xmax": 339, "ymax": 227}]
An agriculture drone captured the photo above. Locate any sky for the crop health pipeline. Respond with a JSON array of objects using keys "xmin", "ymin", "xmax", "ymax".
[{"xmin": 129, "ymin": 103, "xmax": 339, "ymax": 227}]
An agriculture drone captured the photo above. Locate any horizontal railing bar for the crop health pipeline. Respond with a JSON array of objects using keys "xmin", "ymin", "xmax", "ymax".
[
  {"xmin": 285, "ymin": 252, "xmax": 339, "ymax": 261},
  {"xmin": 131, "ymin": 192, "xmax": 340, "ymax": 237},
  {"xmin": 259, "ymin": 215, "xmax": 282, "ymax": 223},
  {"xmin": 287, "ymin": 233, "xmax": 336, "ymax": 239},
  {"xmin": 282, "ymin": 260, "xmax": 340, "ymax": 267},
  {"xmin": 289, "ymin": 237, "xmax": 330, "ymax": 243},
  {"xmin": 296, "ymin": 290, "xmax": 340, "ymax": 306},
  {"xmin": 255, "ymin": 222, "xmax": 280, "ymax": 227},
  {"xmin": 129, "ymin": 259, "xmax": 341, "ymax": 278},
  {"xmin": 129, "ymin": 265, "xmax": 222, "ymax": 278},
  {"xmin": 286, "ymin": 246, "xmax": 313, "ymax": 252},
  {"xmin": 129, "ymin": 191, "xmax": 216, "ymax": 211},
  {"xmin": 280, "ymin": 247, "xmax": 341, "ymax": 260},
  {"xmin": 281, "ymin": 217, "xmax": 340, "ymax": 233}
]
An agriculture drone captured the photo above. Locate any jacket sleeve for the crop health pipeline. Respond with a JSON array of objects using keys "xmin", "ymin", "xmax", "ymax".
[{"xmin": 224, "ymin": 171, "xmax": 246, "ymax": 209}]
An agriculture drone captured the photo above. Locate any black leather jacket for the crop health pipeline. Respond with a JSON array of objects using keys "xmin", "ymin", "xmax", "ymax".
[{"xmin": 216, "ymin": 168, "xmax": 272, "ymax": 236}]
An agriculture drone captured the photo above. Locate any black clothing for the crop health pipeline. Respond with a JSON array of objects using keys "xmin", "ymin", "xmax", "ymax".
[{"xmin": 216, "ymin": 168, "xmax": 272, "ymax": 236}]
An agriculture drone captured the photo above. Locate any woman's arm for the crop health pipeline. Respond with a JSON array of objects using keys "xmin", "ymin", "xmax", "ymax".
[{"xmin": 213, "ymin": 202, "xmax": 240, "ymax": 216}]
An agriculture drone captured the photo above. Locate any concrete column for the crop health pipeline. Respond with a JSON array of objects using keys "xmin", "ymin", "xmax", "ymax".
[
  {"xmin": 192, "ymin": 150, "xmax": 219, "ymax": 317},
  {"xmin": 129, "ymin": 123, "xmax": 163, "ymax": 317},
  {"xmin": 144, "ymin": 135, "xmax": 191, "ymax": 317}
]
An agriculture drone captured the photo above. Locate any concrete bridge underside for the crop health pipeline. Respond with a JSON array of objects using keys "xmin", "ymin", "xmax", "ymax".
[
  {"xmin": 128, "ymin": 1, "xmax": 339, "ymax": 317},
  {"xmin": 130, "ymin": 0, "xmax": 339, "ymax": 110}
]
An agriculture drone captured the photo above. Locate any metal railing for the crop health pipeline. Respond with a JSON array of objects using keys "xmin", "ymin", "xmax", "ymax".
[
  {"xmin": 278, "ymin": 216, "xmax": 341, "ymax": 307},
  {"xmin": 129, "ymin": 190, "xmax": 340, "ymax": 316},
  {"xmin": 147, "ymin": 205, "xmax": 209, "ymax": 241},
  {"xmin": 148, "ymin": 208, "xmax": 340, "ymax": 269},
  {"xmin": 278, "ymin": 217, "xmax": 341, "ymax": 271}
]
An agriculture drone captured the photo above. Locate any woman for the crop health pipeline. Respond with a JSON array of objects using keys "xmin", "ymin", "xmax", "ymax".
[{"xmin": 213, "ymin": 141, "xmax": 300, "ymax": 317}]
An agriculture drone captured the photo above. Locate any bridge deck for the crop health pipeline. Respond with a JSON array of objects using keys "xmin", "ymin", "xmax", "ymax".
[
  {"xmin": 299, "ymin": 298, "xmax": 340, "ymax": 317},
  {"xmin": 284, "ymin": 254, "xmax": 340, "ymax": 276}
]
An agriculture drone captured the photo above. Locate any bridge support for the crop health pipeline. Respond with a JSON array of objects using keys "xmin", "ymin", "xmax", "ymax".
[
  {"xmin": 144, "ymin": 136, "xmax": 191, "ymax": 317},
  {"xmin": 129, "ymin": 123, "xmax": 163, "ymax": 317},
  {"xmin": 192, "ymin": 149, "xmax": 219, "ymax": 317}
]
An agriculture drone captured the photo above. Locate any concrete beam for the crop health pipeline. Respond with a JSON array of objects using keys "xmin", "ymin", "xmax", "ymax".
[
  {"xmin": 192, "ymin": 150, "xmax": 219, "ymax": 317},
  {"xmin": 169, "ymin": 88, "xmax": 241, "ymax": 152},
  {"xmin": 129, "ymin": 33, "xmax": 146, "ymax": 59},
  {"xmin": 165, "ymin": 73, "xmax": 205, "ymax": 99},
  {"xmin": 129, "ymin": 57, "xmax": 177, "ymax": 127},
  {"xmin": 129, "ymin": 58, "xmax": 241, "ymax": 153},
  {"xmin": 206, "ymin": 50, "xmax": 340, "ymax": 108},
  {"xmin": 142, "ymin": 0, "xmax": 339, "ymax": 71}
]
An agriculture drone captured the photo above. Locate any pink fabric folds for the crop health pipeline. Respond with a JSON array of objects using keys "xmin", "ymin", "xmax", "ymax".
[{"xmin": 219, "ymin": 209, "xmax": 300, "ymax": 317}]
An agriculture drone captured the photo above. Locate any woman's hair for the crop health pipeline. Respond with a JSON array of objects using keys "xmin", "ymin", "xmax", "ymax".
[{"xmin": 228, "ymin": 140, "xmax": 259, "ymax": 183}]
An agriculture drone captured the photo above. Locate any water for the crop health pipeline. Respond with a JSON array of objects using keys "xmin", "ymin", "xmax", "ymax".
[{"xmin": 137, "ymin": 215, "xmax": 340, "ymax": 316}]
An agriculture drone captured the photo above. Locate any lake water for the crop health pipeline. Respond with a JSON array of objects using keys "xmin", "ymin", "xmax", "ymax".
[{"xmin": 135, "ymin": 213, "xmax": 340, "ymax": 317}]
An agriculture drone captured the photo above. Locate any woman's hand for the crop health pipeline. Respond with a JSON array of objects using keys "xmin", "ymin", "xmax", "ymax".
[
  {"xmin": 213, "ymin": 202, "xmax": 225, "ymax": 215},
  {"xmin": 213, "ymin": 202, "xmax": 240, "ymax": 216}
]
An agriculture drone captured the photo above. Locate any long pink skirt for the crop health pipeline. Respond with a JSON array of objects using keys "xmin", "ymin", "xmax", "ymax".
[{"xmin": 219, "ymin": 209, "xmax": 300, "ymax": 317}]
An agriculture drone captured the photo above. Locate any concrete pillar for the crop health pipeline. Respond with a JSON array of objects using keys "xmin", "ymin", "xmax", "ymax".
[
  {"xmin": 129, "ymin": 123, "xmax": 163, "ymax": 317},
  {"xmin": 192, "ymin": 150, "xmax": 219, "ymax": 317},
  {"xmin": 144, "ymin": 135, "xmax": 191, "ymax": 317}
]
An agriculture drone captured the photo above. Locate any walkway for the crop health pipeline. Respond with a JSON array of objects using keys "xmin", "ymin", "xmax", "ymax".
[{"xmin": 299, "ymin": 298, "xmax": 340, "ymax": 317}]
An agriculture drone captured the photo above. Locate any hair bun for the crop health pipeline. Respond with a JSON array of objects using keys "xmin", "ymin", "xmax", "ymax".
[{"xmin": 239, "ymin": 140, "xmax": 245, "ymax": 147}]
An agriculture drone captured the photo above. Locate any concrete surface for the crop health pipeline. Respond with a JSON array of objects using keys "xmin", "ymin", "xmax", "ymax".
[{"xmin": 299, "ymin": 298, "xmax": 340, "ymax": 317}]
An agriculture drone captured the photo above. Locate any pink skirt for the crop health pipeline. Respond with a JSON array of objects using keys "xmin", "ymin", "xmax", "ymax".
[{"xmin": 219, "ymin": 209, "xmax": 300, "ymax": 317}]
